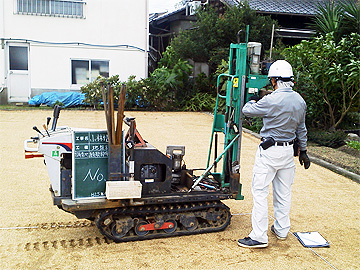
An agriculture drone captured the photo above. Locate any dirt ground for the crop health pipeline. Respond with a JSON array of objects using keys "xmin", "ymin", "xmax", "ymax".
[
  {"xmin": 0, "ymin": 110, "xmax": 359, "ymax": 270},
  {"xmin": 307, "ymin": 143, "xmax": 360, "ymax": 175}
]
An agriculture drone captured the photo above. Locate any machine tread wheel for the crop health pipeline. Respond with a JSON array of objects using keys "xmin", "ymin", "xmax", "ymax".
[
  {"xmin": 163, "ymin": 220, "xmax": 177, "ymax": 234},
  {"xmin": 111, "ymin": 223, "xmax": 127, "ymax": 239},
  {"xmin": 184, "ymin": 218, "xmax": 198, "ymax": 231},
  {"xmin": 95, "ymin": 201, "xmax": 231, "ymax": 242},
  {"xmin": 135, "ymin": 221, "xmax": 150, "ymax": 236}
]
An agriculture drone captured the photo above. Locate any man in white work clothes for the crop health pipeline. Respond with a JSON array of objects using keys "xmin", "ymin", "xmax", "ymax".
[{"xmin": 238, "ymin": 60, "xmax": 310, "ymax": 248}]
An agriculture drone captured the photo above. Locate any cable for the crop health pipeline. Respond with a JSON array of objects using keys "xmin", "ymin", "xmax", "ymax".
[
  {"xmin": 269, "ymin": 215, "xmax": 339, "ymax": 270},
  {"xmin": 307, "ymin": 248, "xmax": 339, "ymax": 270},
  {"xmin": 1, "ymin": 38, "xmax": 146, "ymax": 52},
  {"xmin": 231, "ymin": 213, "xmax": 252, "ymax": 216}
]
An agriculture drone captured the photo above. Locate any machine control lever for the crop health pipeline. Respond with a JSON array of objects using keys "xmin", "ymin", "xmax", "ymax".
[
  {"xmin": 46, "ymin": 117, "xmax": 51, "ymax": 129},
  {"xmin": 33, "ymin": 126, "xmax": 44, "ymax": 137},
  {"xmin": 51, "ymin": 105, "xmax": 61, "ymax": 131}
]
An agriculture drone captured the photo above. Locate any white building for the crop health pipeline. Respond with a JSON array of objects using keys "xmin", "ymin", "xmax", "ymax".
[{"xmin": 0, "ymin": 0, "xmax": 149, "ymax": 104}]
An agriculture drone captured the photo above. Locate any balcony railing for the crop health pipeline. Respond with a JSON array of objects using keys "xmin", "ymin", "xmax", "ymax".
[{"xmin": 16, "ymin": 0, "xmax": 85, "ymax": 18}]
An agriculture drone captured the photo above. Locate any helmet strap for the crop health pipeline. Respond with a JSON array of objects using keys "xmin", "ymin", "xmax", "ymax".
[
  {"xmin": 280, "ymin": 77, "xmax": 294, "ymax": 82},
  {"xmin": 269, "ymin": 77, "xmax": 277, "ymax": 90}
]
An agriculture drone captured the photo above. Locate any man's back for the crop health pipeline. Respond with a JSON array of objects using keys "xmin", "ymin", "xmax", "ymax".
[{"xmin": 242, "ymin": 87, "xmax": 307, "ymax": 144}]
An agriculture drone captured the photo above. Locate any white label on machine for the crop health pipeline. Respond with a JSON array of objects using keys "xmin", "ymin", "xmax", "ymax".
[
  {"xmin": 106, "ymin": 181, "xmax": 142, "ymax": 199},
  {"xmin": 249, "ymin": 88, "xmax": 258, "ymax": 94},
  {"xmin": 145, "ymin": 179, "xmax": 154, "ymax": 183},
  {"xmin": 129, "ymin": 161, "xmax": 135, "ymax": 174}
]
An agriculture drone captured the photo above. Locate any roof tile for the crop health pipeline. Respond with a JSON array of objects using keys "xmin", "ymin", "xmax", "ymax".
[{"xmin": 235, "ymin": 0, "xmax": 343, "ymax": 15}]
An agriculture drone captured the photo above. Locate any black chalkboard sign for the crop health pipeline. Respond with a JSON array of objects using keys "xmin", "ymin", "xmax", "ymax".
[{"xmin": 72, "ymin": 130, "xmax": 109, "ymax": 200}]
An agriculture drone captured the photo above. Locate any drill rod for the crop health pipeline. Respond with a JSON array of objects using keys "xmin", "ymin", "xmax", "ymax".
[
  {"xmin": 108, "ymin": 84, "xmax": 115, "ymax": 145},
  {"xmin": 189, "ymin": 133, "xmax": 240, "ymax": 192},
  {"xmin": 116, "ymin": 84, "xmax": 126, "ymax": 145},
  {"xmin": 101, "ymin": 83, "xmax": 111, "ymax": 143}
]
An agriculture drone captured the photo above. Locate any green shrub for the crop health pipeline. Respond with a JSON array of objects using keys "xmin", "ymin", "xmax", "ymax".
[
  {"xmin": 80, "ymin": 75, "xmax": 149, "ymax": 110},
  {"xmin": 284, "ymin": 33, "xmax": 360, "ymax": 130},
  {"xmin": 194, "ymin": 72, "xmax": 216, "ymax": 95},
  {"xmin": 338, "ymin": 112, "xmax": 360, "ymax": 130},
  {"xmin": 308, "ymin": 129, "xmax": 347, "ymax": 148},
  {"xmin": 243, "ymin": 117, "xmax": 263, "ymax": 134},
  {"xmin": 346, "ymin": 140, "xmax": 360, "ymax": 151},
  {"xmin": 52, "ymin": 100, "xmax": 65, "ymax": 108},
  {"xmin": 142, "ymin": 58, "xmax": 193, "ymax": 110},
  {"xmin": 81, "ymin": 75, "xmax": 121, "ymax": 109},
  {"xmin": 183, "ymin": 92, "xmax": 216, "ymax": 112},
  {"xmin": 125, "ymin": 75, "xmax": 148, "ymax": 109}
]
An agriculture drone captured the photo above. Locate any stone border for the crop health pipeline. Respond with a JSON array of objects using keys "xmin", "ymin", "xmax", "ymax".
[{"xmin": 242, "ymin": 127, "xmax": 360, "ymax": 184}]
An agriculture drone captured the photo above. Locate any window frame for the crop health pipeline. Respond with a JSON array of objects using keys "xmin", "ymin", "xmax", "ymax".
[
  {"xmin": 71, "ymin": 59, "xmax": 110, "ymax": 86},
  {"xmin": 9, "ymin": 45, "xmax": 29, "ymax": 71}
]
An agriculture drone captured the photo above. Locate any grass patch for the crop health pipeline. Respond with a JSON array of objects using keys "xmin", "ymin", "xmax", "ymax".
[
  {"xmin": 0, "ymin": 104, "xmax": 88, "ymax": 111},
  {"xmin": 346, "ymin": 140, "xmax": 360, "ymax": 151}
]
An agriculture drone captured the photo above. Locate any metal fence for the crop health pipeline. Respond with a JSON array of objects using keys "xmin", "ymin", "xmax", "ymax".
[{"xmin": 16, "ymin": 0, "xmax": 85, "ymax": 18}]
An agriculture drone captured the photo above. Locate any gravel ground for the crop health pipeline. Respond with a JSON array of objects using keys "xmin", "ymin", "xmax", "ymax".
[{"xmin": 0, "ymin": 110, "xmax": 359, "ymax": 270}]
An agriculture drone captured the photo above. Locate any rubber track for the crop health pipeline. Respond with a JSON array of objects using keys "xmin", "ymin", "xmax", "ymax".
[{"xmin": 95, "ymin": 201, "xmax": 231, "ymax": 242}]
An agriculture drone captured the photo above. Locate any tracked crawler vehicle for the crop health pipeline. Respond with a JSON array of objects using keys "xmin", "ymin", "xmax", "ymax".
[{"xmin": 24, "ymin": 29, "xmax": 270, "ymax": 242}]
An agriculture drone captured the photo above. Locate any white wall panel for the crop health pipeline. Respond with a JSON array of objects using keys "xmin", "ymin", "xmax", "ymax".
[{"xmin": 0, "ymin": 0, "xmax": 149, "ymax": 99}]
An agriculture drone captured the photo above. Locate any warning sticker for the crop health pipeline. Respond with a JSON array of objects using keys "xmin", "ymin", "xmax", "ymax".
[{"xmin": 233, "ymin": 78, "xmax": 239, "ymax": 88}]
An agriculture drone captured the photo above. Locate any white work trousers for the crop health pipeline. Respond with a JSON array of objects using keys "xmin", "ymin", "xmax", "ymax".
[{"xmin": 248, "ymin": 144, "xmax": 295, "ymax": 243}]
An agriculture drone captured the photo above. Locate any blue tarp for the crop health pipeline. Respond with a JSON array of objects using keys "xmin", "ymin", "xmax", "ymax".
[{"xmin": 29, "ymin": 92, "xmax": 85, "ymax": 107}]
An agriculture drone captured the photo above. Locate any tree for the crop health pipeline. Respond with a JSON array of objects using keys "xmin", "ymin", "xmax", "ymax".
[
  {"xmin": 284, "ymin": 33, "xmax": 360, "ymax": 130},
  {"xmin": 170, "ymin": 3, "xmax": 277, "ymax": 71},
  {"xmin": 288, "ymin": 1, "xmax": 360, "ymax": 130}
]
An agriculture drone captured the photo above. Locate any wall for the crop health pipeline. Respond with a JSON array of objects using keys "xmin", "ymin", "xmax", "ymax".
[
  {"xmin": 0, "ymin": 0, "xmax": 149, "ymax": 102},
  {"xmin": 0, "ymin": 0, "xmax": 5, "ymax": 92}
]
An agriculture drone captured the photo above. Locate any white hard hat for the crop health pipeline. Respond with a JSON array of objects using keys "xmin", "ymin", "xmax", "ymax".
[{"xmin": 268, "ymin": 60, "xmax": 293, "ymax": 78}]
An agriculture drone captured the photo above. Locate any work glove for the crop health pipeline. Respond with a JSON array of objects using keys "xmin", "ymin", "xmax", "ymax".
[
  {"xmin": 249, "ymin": 95, "xmax": 260, "ymax": 102},
  {"xmin": 299, "ymin": 150, "xmax": 310, "ymax": 169}
]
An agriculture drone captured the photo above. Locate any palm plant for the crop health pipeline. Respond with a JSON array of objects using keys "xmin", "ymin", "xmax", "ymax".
[
  {"xmin": 311, "ymin": 1, "xmax": 344, "ymax": 42},
  {"xmin": 341, "ymin": 0, "xmax": 360, "ymax": 34}
]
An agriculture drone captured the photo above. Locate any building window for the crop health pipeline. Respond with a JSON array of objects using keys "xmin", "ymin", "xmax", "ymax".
[
  {"xmin": 71, "ymin": 60, "xmax": 109, "ymax": 85},
  {"xmin": 16, "ymin": 0, "xmax": 85, "ymax": 18},
  {"xmin": 9, "ymin": 46, "xmax": 29, "ymax": 71}
]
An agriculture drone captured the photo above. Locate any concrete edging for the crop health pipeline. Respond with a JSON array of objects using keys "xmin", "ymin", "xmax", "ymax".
[{"xmin": 242, "ymin": 127, "xmax": 360, "ymax": 184}]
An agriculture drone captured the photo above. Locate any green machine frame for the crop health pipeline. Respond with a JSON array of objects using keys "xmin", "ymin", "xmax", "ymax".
[{"xmin": 206, "ymin": 27, "xmax": 269, "ymax": 200}]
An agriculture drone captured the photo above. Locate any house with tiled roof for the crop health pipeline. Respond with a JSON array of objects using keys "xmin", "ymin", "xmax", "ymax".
[
  {"xmin": 225, "ymin": 0, "xmax": 357, "ymax": 40},
  {"xmin": 230, "ymin": 0, "xmax": 328, "ymax": 15},
  {"xmin": 149, "ymin": 0, "xmax": 329, "ymax": 70}
]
